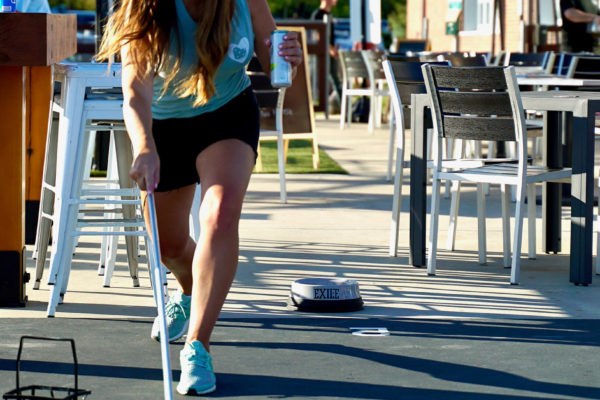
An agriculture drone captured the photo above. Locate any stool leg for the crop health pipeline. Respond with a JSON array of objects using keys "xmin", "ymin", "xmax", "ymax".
[
  {"xmin": 46, "ymin": 99, "xmax": 87, "ymax": 315},
  {"xmin": 46, "ymin": 82, "xmax": 86, "ymax": 286},
  {"xmin": 114, "ymin": 131, "xmax": 140, "ymax": 287},
  {"xmin": 98, "ymin": 235, "xmax": 109, "ymax": 276},
  {"xmin": 33, "ymin": 112, "xmax": 58, "ymax": 289},
  {"xmin": 102, "ymin": 235, "xmax": 120, "ymax": 287},
  {"xmin": 99, "ymin": 132, "xmax": 119, "ymax": 281},
  {"xmin": 59, "ymin": 118, "xmax": 94, "ymax": 303}
]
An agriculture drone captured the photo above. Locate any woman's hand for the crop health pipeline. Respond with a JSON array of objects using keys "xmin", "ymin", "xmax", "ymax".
[
  {"xmin": 264, "ymin": 31, "xmax": 303, "ymax": 70},
  {"xmin": 279, "ymin": 31, "xmax": 303, "ymax": 69},
  {"xmin": 129, "ymin": 147, "xmax": 160, "ymax": 194}
]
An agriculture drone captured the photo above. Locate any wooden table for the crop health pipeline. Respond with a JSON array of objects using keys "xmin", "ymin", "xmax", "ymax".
[
  {"xmin": 0, "ymin": 13, "xmax": 76, "ymax": 306},
  {"xmin": 408, "ymin": 90, "xmax": 600, "ymax": 286}
]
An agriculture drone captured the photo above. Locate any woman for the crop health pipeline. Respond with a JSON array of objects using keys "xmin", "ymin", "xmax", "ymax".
[{"xmin": 97, "ymin": 0, "xmax": 302, "ymax": 395}]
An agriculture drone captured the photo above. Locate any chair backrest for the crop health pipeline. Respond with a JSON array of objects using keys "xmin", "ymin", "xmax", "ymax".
[
  {"xmin": 567, "ymin": 56, "xmax": 600, "ymax": 79},
  {"xmin": 504, "ymin": 52, "xmax": 549, "ymax": 67},
  {"xmin": 361, "ymin": 50, "xmax": 386, "ymax": 81},
  {"xmin": 394, "ymin": 39, "xmax": 429, "ymax": 55},
  {"xmin": 422, "ymin": 65, "xmax": 526, "ymax": 145},
  {"xmin": 339, "ymin": 50, "xmax": 369, "ymax": 80},
  {"xmin": 444, "ymin": 53, "xmax": 488, "ymax": 67},
  {"xmin": 553, "ymin": 52, "xmax": 598, "ymax": 75},
  {"xmin": 384, "ymin": 59, "xmax": 449, "ymax": 106}
]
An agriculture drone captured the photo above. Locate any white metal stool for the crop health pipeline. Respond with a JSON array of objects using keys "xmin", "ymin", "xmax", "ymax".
[{"xmin": 33, "ymin": 63, "xmax": 163, "ymax": 316}]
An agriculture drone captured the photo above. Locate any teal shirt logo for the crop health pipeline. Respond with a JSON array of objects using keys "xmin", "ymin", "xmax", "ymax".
[{"xmin": 228, "ymin": 37, "xmax": 250, "ymax": 63}]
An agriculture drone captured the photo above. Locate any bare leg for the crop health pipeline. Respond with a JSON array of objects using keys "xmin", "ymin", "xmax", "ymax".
[
  {"xmin": 186, "ymin": 139, "xmax": 255, "ymax": 352},
  {"xmin": 142, "ymin": 184, "xmax": 196, "ymax": 295}
]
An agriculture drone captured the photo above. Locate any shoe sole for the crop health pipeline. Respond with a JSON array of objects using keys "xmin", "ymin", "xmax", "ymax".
[
  {"xmin": 150, "ymin": 319, "xmax": 189, "ymax": 343},
  {"xmin": 176, "ymin": 383, "xmax": 216, "ymax": 396}
]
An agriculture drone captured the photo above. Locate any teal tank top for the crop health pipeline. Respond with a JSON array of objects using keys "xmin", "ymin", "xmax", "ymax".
[{"xmin": 152, "ymin": 0, "xmax": 254, "ymax": 119}]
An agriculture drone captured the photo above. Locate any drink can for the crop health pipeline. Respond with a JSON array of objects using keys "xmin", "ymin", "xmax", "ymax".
[
  {"xmin": 1, "ymin": 0, "xmax": 16, "ymax": 12},
  {"xmin": 270, "ymin": 30, "xmax": 292, "ymax": 88}
]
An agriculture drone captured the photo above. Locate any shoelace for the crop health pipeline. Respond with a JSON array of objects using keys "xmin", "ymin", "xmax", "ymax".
[
  {"xmin": 165, "ymin": 295, "xmax": 188, "ymax": 320},
  {"xmin": 185, "ymin": 346, "xmax": 211, "ymax": 369}
]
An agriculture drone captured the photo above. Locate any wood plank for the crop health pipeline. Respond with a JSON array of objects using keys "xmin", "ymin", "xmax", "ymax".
[
  {"xmin": 442, "ymin": 115, "xmax": 515, "ymax": 141},
  {"xmin": 0, "ymin": 66, "xmax": 25, "ymax": 251},
  {"xmin": 430, "ymin": 65, "xmax": 508, "ymax": 90},
  {"xmin": 438, "ymin": 91, "xmax": 511, "ymax": 115},
  {"xmin": 26, "ymin": 66, "xmax": 53, "ymax": 202},
  {"xmin": 0, "ymin": 13, "xmax": 76, "ymax": 66}
]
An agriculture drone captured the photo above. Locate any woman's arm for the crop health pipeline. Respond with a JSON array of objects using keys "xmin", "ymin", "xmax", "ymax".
[
  {"xmin": 120, "ymin": 43, "xmax": 160, "ymax": 193},
  {"xmin": 248, "ymin": 0, "xmax": 303, "ymax": 76}
]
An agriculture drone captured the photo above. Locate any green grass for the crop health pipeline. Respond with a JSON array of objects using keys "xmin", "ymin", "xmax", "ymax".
[
  {"xmin": 91, "ymin": 139, "xmax": 347, "ymax": 177},
  {"xmin": 255, "ymin": 139, "xmax": 347, "ymax": 174}
]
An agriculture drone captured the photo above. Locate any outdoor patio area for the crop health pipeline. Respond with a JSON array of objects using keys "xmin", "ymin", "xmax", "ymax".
[{"xmin": 1, "ymin": 117, "xmax": 599, "ymax": 399}]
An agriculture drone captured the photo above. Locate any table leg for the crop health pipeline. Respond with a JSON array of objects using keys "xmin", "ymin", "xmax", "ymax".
[
  {"xmin": 0, "ymin": 66, "xmax": 28, "ymax": 306},
  {"xmin": 569, "ymin": 115, "xmax": 594, "ymax": 285},
  {"xmin": 542, "ymin": 110, "xmax": 562, "ymax": 254},
  {"xmin": 409, "ymin": 95, "xmax": 429, "ymax": 267}
]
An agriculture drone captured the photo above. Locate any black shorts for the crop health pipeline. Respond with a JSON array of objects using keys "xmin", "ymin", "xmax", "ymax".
[{"xmin": 152, "ymin": 86, "xmax": 260, "ymax": 192}]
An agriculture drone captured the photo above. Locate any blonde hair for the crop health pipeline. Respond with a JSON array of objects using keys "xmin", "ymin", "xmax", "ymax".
[{"xmin": 97, "ymin": 0, "xmax": 236, "ymax": 106}]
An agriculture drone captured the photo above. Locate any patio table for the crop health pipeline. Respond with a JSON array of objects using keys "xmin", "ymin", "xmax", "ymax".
[
  {"xmin": 516, "ymin": 74, "xmax": 600, "ymax": 87},
  {"xmin": 0, "ymin": 13, "xmax": 76, "ymax": 306},
  {"xmin": 408, "ymin": 90, "xmax": 600, "ymax": 286}
]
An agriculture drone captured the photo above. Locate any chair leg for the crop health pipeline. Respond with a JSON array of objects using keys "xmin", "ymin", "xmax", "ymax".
[
  {"xmin": 368, "ymin": 94, "xmax": 375, "ymax": 133},
  {"xmin": 376, "ymin": 90, "xmax": 383, "ymax": 128},
  {"xmin": 501, "ymin": 184, "xmax": 511, "ymax": 268},
  {"xmin": 277, "ymin": 130, "xmax": 287, "ymax": 204},
  {"xmin": 443, "ymin": 138, "xmax": 454, "ymax": 199},
  {"xmin": 389, "ymin": 125, "xmax": 405, "ymax": 257},
  {"xmin": 426, "ymin": 129, "xmax": 433, "ymax": 181},
  {"xmin": 527, "ymin": 184, "xmax": 536, "ymax": 260},
  {"xmin": 347, "ymin": 94, "xmax": 352, "ymax": 126},
  {"xmin": 511, "ymin": 182, "xmax": 526, "ymax": 285},
  {"xmin": 386, "ymin": 114, "xmax": 395, "ymax": 181},
  {"xmin": 507, "ymin": 142, "xmax": 517, "ymax": 202},
  {"xmin": 339, "ymin": 87, "xmax": 348, "ymax": 129},
  {"xmin": 477, "ymin": 183, "xmax": 487, "ymax": 265},
  {"xmin": 426, "ymin": 174, "xmax": 442, "ymax": 276},
  {"xmin": 446, "ymin": 181, "xmax": 461, "ymax": 251},
  {"xmin": 485, "ymin": 141, "xmax": 495, "ymax": 195}
]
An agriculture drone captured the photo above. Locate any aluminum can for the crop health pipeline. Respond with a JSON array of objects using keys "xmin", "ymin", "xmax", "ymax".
[
  {"xmin": 270, "ymin": 30, "xmax": 292, "ymax": 88},
  {"xmin": 1, "ymin": 0, "xmax": 16, "ymax": 12}
]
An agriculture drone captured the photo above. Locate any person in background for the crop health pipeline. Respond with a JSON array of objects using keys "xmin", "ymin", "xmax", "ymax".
[
  {"xmin": 561, "ymin": 0, "xmax": 600, "ymax": 52},
  {"xmin": 97, "ymin": 0, "xmax": 302, "ymax": 395},
  {"xmin": 311, "ymin": 0, "xmax": 342, "ymax": 111}
]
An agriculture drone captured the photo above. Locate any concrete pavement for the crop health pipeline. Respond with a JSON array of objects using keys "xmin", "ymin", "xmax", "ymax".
[{"xmin": 1, "ymin": 116, "xmax": 599, "ymax": 399}]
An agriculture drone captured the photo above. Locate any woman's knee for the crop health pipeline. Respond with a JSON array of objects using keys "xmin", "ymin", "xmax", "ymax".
[
  {"xmin": 199, "ymin": 191, "xmax": 243, "ymax": 234},
  {"xmin": 158, "ymin": 229, "xmax": 190, "ymax": 261}
]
